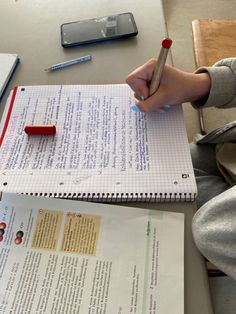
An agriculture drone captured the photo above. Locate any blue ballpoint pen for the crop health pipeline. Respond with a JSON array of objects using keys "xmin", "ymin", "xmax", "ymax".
[{"xmin": 45, "ymin": 55, "xmax": 92, "ymax": 71}]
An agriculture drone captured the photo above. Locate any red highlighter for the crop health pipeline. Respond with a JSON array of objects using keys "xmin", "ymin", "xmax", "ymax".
[{"xmin": 24, "ymin": 125, "xmax": 56, "ymax": 135}]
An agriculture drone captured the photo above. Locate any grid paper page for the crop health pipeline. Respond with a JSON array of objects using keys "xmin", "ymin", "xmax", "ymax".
[{"xmin": 0, "ymin": 84, "xmax": 197, "ymax": 201}]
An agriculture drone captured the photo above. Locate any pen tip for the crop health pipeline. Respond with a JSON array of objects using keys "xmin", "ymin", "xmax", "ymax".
[{"xmin": 162, "ymin": 38, "xmax": 172, "ymax": 49}]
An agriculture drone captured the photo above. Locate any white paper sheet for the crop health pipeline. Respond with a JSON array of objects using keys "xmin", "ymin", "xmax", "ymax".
[{"xmin": 0, "ymin": 192, "xmax": 184, "ymax": 313}]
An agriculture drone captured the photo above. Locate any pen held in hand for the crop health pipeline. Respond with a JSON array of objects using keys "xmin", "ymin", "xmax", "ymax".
[
  {"xmin": 131, "ymin": 38, "xmax": 172, "ymax": 113},
  {"xmin": 149, "ymin": 38, "xmax": 172, "ymax": 96},
  {"xmin": 45, "ymin": 55, "xmax": 92, "ymax": 72}
]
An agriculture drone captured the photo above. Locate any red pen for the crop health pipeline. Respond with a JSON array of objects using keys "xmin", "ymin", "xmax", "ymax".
[{"xmin": 24, "ymin": 125, "xmax": 56, "ymax": 135}]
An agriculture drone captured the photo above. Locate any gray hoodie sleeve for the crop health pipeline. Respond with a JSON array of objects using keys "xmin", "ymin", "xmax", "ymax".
[
  {"xmin": 192, "ymin": 185, "xmax": 236, "ymax": 279},
  {"xmin": 191, "ymin": 58, "xmax": 236, "ymax": 279},
  {"xmin": 191, "ymin": 58, "xmax": 236, "ymax": 109}
]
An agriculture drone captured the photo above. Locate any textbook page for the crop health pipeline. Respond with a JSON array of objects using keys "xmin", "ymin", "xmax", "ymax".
[
  {"xmin": 0, "ymin": 84, "xmax": 197, "ymax": 201},
  {"xmin": 0, "ymin": 193, "xmax": 184, "ymax": 314}
]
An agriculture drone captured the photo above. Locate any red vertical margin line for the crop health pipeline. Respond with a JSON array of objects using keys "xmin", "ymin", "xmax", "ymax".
[{"xmin": 0, "ymin": 86, "xmax": 18, "ymax": 147}]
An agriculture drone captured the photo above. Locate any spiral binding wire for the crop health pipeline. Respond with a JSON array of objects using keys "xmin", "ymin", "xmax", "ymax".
[{"xmin": 23, "ymin": 192, "xmax": 197, "ymax": 202}]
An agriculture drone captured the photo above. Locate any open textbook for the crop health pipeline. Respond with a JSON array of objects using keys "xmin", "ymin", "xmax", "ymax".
[
  {"xmin": 0, "ymin": 192, "xmax": 184, "ymax": 314},
  {"xmin": 0, "ymin": 84, "xmax": 197, "ymax": 201}
]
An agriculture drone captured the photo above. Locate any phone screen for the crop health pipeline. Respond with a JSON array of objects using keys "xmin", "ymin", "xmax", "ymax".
[{"xmin": 61, "ymin": 12, "xmax": 138, "ymax": 47}]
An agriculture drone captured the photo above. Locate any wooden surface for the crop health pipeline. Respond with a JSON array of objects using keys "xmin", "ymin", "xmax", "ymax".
[
  {"xmin": 191, "ymin": 19, "xmax": 236, "ymax": 134},
  {"xmin": 192, "ymin": 19, "xmax": 236, "ymax": 67}
]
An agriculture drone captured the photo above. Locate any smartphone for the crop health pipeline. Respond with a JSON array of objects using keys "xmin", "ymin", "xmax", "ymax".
[{"xmin": 61, "ymin": 12, "xmax": 138, "ymax": 47}]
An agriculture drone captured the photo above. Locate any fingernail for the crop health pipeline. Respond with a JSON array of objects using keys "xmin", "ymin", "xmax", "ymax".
[
  {"xmin": 131, "ymin": 105, "xmax": 141, "ymax": 112},
  {"xmin": 163, "ymin": 104, "xmax": 172, "ymax": 109},
  {"xmin": 140, "ymin": 95, "xmax": 145, "ymax": 101}
]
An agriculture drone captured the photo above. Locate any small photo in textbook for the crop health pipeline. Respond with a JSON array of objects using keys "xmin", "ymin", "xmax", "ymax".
[{"xmin": 0, "ymin": 84, "xmax": 197, "ymax": 202}]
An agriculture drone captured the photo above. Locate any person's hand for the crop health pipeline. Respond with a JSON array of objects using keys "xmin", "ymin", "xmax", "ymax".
[{"xmin": 126, "ymin": 59, "xmax": 211, "ymax": 112}]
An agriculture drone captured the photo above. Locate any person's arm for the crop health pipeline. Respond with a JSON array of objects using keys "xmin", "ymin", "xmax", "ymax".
[
  {"xmin": 126, "ymin": 59, "xmax": 211, "ymax": 112},
  {"xmin": 192, "ymin": 58, "xmax": 236, "ymax": 109},
  {"xmin": 126, "ymin": 58, "xmax": 236, "ymax": 112}
]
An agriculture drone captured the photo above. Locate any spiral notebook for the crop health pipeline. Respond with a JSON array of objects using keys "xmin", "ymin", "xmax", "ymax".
[{"xmin": 0, "ymin": 84, "xmax": 197, "ymax": 202}]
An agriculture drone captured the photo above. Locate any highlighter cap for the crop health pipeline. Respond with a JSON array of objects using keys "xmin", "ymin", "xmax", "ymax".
[
  {"xmin": 24, "ymin": 125, "xmax": 56, "ymax": 135},
  {"xmin": 162, "ymin": 38, "xmax": 172, "ymax": 49}
]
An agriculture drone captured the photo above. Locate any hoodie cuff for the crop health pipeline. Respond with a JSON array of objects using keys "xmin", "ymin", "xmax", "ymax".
[{"xmin": 191, "ymin": 65, "xmax": 235, "ymax": 109}]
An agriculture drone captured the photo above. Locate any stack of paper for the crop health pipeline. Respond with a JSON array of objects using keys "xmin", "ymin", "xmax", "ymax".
[{"xmin": 0, "ymin": 53, "xmax": 19, "ymax": 100}]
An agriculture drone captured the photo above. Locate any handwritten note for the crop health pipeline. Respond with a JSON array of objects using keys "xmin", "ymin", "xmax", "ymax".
[{"xmin": 0, "ymin": 85, "xmax": 150, "ymax": 173}]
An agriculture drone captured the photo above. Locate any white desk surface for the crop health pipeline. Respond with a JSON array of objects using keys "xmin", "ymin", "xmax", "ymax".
[{"xmin": 0, "ymin": 0, "xmax": 213, "ymax": 313}]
